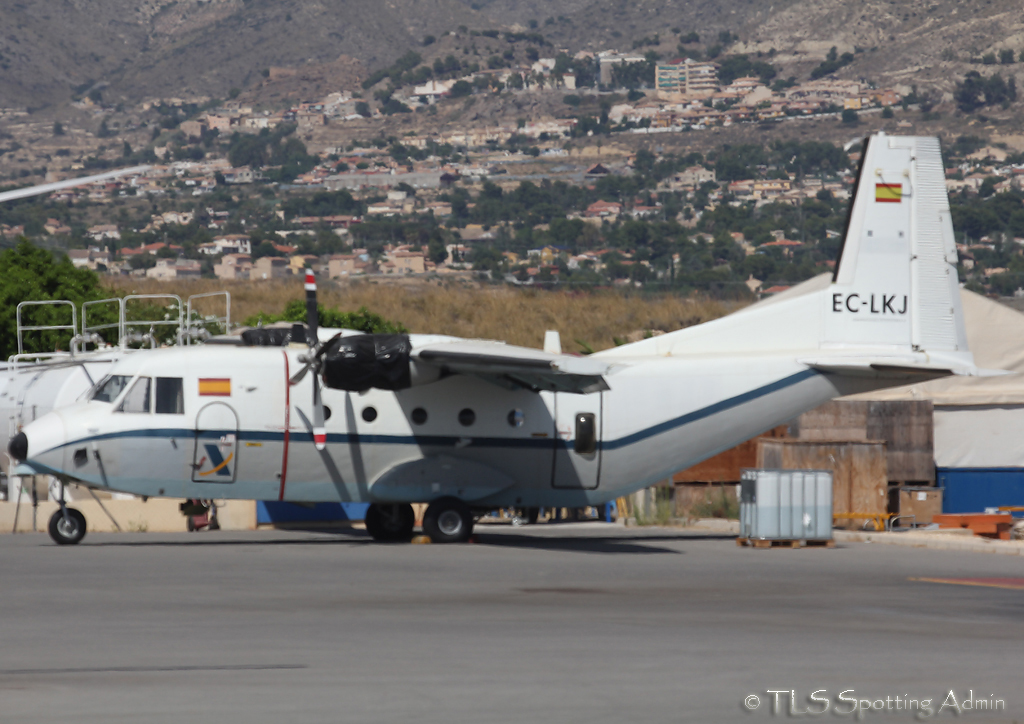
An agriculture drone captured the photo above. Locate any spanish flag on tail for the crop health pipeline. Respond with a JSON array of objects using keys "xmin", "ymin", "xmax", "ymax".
[{"xmin": 875, "ymin": 183, "xmax": 902, "ymax": 203}]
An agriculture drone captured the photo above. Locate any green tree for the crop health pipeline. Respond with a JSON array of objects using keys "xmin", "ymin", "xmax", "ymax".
[
  {"xmin": 449, "ymin": 80, "xmax": 474, "ymax": 98},
  {"xmin": 244, "ymin": 300, "xmax": 406, "ymax": 333},
  {"xmin": 0, "ymin": 241, "xmax": 115, "ymax": 358}
]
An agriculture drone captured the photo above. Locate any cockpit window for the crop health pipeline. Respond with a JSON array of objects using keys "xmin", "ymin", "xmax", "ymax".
[
  {"xmin": 92, "ymin": 375, "xmax": 131, "ymax": 403},
  {"xmin": 155, "ymin": 377, "xmax": 184, "ymax": 414},
  {"xmin": 118, "ymin": 377, "xmax": 151, "ymax": 413}
]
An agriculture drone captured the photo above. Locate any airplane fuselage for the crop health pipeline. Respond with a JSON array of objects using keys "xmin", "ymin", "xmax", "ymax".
[{"xmin": 22, "ymin": 345, "xmax": 874, "ymax": 508}]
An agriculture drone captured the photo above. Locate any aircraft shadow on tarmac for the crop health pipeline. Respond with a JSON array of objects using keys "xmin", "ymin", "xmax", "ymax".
[
  {"xmin": 473, "ymin": 531, "xmax": 735, "ymax": 554},
  {"xmin": 67, "ymin": 528, "xmax": 733, "ymax": 554}
]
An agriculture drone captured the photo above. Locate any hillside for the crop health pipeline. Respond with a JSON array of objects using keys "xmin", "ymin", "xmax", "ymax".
[{"xmin": 3, "ymin": 0, "xmax": 1024, "ymax": 108}]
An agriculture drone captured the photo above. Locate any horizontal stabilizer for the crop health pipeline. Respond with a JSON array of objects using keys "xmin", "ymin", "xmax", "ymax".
[{"xmin": 800, "ymin": 358, "xmax": 1002, "ymax": 379}]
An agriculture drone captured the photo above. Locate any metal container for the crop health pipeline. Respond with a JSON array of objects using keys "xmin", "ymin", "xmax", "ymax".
[{"xmin": 740, "ymin": 469, "xmax": 833, "ymax": 541}]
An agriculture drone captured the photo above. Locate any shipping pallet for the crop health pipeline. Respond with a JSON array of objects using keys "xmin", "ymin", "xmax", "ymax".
[{"xmin": 736, "ymin": 537, "xmax": 835, "ymax": 549}]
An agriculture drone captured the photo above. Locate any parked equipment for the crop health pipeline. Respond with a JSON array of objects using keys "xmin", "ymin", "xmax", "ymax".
[{"xmin": 738, "ymin": 469, "xmax": 833, "ymax": 547}]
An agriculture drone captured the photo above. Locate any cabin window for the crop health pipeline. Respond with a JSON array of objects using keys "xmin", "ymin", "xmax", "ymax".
[
  {"xmin": 155, "ymin": 377, "xmax": 184, "ymax": 414},
  {"xmin": 92, "ymin": 375, "xmax": 131, "ymax": 403},
  {"xmin": 362, "ymin": 406, "xmax": 378, "ymax": 422},
  {"xmin": 411, "ymin": 408, "xmax": 428, "ymax": 425},
  {"xmin": 119, "ymin": 377, "xmax": 151, "ymax": 414},
  {"xmin": 507, "ymin": 409, "xmax": 524, "ymax": 427},
  {"xmin": 458, "ymin": 408, "xmax": 476, "ymax": 427},
  {"xmin": 574, "ymin": 413, "xmax": 596, "ymax": 454}
]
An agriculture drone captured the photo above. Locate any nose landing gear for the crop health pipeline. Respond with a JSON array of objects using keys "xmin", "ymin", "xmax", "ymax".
[
  {"xmin": 47, "ymin": 481, "xmax": 87, "ymax": 545},
  {"xmin": 48, "ymin": 507, "xmax": 86, "ymax": 545}
]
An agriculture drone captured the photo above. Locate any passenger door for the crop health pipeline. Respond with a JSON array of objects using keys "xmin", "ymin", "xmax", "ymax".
[
  {"xmin": 192, "ymin": 402, "xmax": 239, "ymax": 484},
  {"xmin": 551, "ymin": 392, "xmax": 602, "ymax": 490}
]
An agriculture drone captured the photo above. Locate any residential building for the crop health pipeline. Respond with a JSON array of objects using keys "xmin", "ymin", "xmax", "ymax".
[
  {"xmin": 87, "ymin": 224, "xmax": 121, "ymax": 241},
  {"xmin": 388, "ymin": 252, "xmax": 426, "ymax": 274},
  {"xmin": 584, "ymin": 200, "xmax": 623, "ymax": 219},
  {"xmin": 223, "ymin": 166, "xmax": 261, "ymax": 184},
  {"xmin": 328, "ymin": 254, "xmax": 372, "ymax": 278},
  {"xmin": 213, "ymin": 254, "xmax": 252, "ymax": 280},
  {"xmin": 146, "ymin": 258, "xmax": 202, "ymax": 280},
  {"xmin": 655, "ymin": 59, "xmax": 719, "ymax": 99},
  {"xmin": 249, "ymin": 256, "xmax": 290, "ymax": 280},
  {"xmin": 197, "ymin": 235, "xmax": 252, "ymax": 256}
]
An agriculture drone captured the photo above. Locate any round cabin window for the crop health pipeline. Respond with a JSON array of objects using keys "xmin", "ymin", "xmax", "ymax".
[
  {"xmin": 362, "ymin": 406, "xmax": 378, "ymax": 422},
  {"xmin": 458, "ymin": 408, "xmax": 476, "ymax": 426},
  {"xmin": 411, "ymin": 407, "xmax": 428, "ymax": 425},
  {"xmin": 508, "ymin": 409, "xmax": 524, "ymax": 427}
]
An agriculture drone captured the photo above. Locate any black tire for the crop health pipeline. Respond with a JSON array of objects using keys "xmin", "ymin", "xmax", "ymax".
[
  {"xmin": 422, "ymin": 497, "xmax": 473, "ymax": 543},
  {"xmin": 48, "ymin": 508, "xmax": 86, "ymax": 545},
  {"xmin": 364, "ymin": 503, "xmax": 415, "ymax": 542},
  {"xmin": 525, "ymin": 507, "xmax": 540, "ymax": 525}
]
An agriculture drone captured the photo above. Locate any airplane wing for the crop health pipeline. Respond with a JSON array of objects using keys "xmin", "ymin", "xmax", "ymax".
[
  {"xmin": 412, "ymin": 340, "xmax": 610, "ymax": 394},
  {"xmin": 0, "ymin": 166, "xmax": 152, "ymax": 203}
]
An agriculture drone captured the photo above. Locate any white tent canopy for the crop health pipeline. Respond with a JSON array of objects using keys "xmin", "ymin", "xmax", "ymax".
[{"xmin": 847, "ymin": 289, "xmax": 1024, "ymax": 405}]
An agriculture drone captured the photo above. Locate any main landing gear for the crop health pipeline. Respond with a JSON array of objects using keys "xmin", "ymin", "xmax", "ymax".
[
  {"xmin": 364, "ymin": 503, "xmax": 416, "ymax": 542},
  {"xmin": 363, "ymin": 497, "xmax": 475, "ymax": 544},
  {"xmin": 422, "ymin": 497, "xmax": 474, "ymax": 544}
]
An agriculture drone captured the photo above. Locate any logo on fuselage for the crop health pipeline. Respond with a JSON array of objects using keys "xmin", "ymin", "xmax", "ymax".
[{"xmin": 197, "ymin": 443, "xmax": 233, "ymax": 477}]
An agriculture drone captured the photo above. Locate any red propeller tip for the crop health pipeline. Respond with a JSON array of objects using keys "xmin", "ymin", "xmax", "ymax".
[{"xmin": 305, "ymin": 271, "xmax": 316, "ymax": 291}]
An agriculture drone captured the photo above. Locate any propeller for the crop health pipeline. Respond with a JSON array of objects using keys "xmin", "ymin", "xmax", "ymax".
[{"xmin": 289, "ymin": 269, "xmax": 331, "ymax": 450}]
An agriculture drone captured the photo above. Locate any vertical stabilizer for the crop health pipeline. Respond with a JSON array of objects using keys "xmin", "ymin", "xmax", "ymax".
[{"xmin": 827, "ymin": 133, "xmax": 968, "ymax": 354}]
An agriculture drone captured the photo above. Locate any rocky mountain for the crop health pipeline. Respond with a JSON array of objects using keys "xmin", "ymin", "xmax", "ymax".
[{"xmin": 1, "ymin": 0, "xmax": 1023, "ymax": 108}]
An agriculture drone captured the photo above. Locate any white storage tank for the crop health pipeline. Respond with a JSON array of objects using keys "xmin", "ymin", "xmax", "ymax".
[{"xmin": 740, "ymin": 469, "xmax": 833, "ymax": 542}]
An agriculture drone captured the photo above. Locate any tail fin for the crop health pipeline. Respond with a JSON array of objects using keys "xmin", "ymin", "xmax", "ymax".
[
  {"xmin": 597, "ymin": 133, "xmax": 975, "ymax": 373},
  {"xmin": 826, "ymin": 133, "xmax": 968, "ymax": 354}
]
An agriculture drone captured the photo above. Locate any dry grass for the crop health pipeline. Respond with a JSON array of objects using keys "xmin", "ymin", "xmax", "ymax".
[{"xmin": 103, "ymin": 277, "xmax": 743, "ymax": 353}]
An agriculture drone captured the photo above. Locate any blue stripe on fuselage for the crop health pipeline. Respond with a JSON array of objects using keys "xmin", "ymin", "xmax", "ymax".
[{"xmin": 46, "ymin": 369, "xmax": 819, "ymax": 455}]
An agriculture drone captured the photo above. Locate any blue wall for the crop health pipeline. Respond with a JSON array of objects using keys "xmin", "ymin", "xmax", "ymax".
[
  {"xmin": 937, "ymin": 468, "xmax": 1024, "ymax": 516},
  {"xmin": 256, "ymin": 501, "xmax": 369, "ymax": 525}
]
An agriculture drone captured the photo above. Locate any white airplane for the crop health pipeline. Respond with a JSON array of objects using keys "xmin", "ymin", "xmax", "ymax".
[{"xmin": 8, "ymin": 133, "xmax": 983, "ymax": 545}]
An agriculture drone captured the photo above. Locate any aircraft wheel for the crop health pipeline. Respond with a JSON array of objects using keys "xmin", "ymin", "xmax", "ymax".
[
  {"xmin": 423, "ymin": 497, "xmax": 473, "ymax": 543},
  {"xmin": 48, "ymin": 508, "xmax": 87, "ymax": 545},
  {"xmin": 364, "ymin": 503, "xmax": 415, "ymax": 542},
  {"xmin": 525, "ymin": 507, "xmax": 540, "ymax": 525}
]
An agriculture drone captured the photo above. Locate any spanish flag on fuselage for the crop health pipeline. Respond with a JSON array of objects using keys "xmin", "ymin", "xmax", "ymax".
[
  {"xmin": 875, "ymin": 183, "xmax": 902, "ymax": 203},
  {"xmin": 198, "ymin": 378, "xmax": 231, "ymax": 396}
]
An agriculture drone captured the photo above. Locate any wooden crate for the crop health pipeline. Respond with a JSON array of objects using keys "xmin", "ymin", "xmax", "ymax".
[
  {"xmin": 794, "ymin": 400, "xmax": 934, "ymax": 485},
  {"xmin": 672, "ymin": 426, "xmax": 788, "ymax": 484},
  {"xmin": 897, "ymin": 487, "xmax": 943, "ymax": 526},
  {"xmin": 757, "ymin": 439, "xmax": 888, "ymax": 525}
]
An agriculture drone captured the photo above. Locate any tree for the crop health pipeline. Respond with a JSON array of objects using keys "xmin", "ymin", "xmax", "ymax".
[
  {"xmin": 1000, "ymin": 49, "xmax": 1016, "ymax": 65},
  {"xmin": 841, "ymin": 108, "xmax": 859, "ymax": 125},
  {"xmin": 355, "ymin": 101, "xmax": 371, "ymax": 117},
  {"xmin": 427, "ymin": 233, "xmax": 449, "ymax": 264},
  {"xmin": 244, "ymin": 299, "xmax": 405, "ymax": 333},
  {"xmin": 52, "ymin": 121, "xmax": 64, "ymax": 136},
  {"xmin": 449, "ymin": 80, "xmax": 473, "ymax": 98},
  {"xmin": 0, "ymin": 241, "xmax": 116, "ymax": 358}
]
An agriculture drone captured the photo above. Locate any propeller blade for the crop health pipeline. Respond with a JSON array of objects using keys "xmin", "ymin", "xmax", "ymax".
[
  {"xmin": 289, "ymin": 361, "xmax": 311, "ymax": 385},
  {"xmin": 304, "ymin": 269, "xmax": 318, "ymax": 347},
  {"xmin": 312, "ymin": 374, "xmax": 327, "ymax": 451}
]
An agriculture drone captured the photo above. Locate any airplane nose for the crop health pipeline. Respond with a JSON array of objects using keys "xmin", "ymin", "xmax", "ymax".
[{"xmin": 9, "ymin": 431, "xmax": 28, "ymax": 461}]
